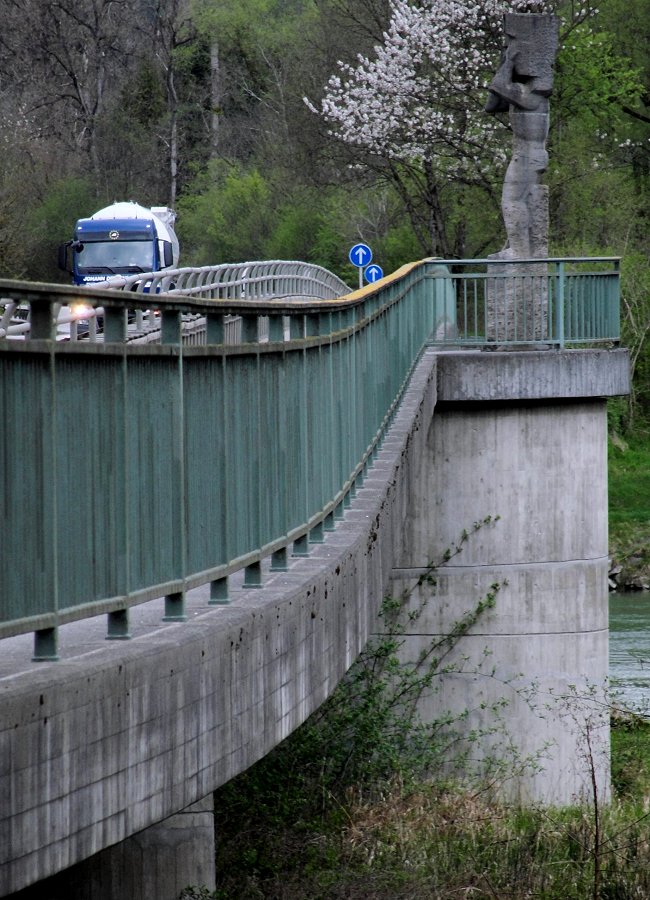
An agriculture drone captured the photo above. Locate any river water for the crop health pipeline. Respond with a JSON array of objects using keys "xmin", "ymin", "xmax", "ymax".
[{"xmin": 610, "ymin": 593, "xmax": 650, "ymax": 712}]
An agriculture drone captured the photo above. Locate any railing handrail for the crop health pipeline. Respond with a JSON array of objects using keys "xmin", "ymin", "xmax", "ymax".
[
  {"xmin": 88, "ymin": 258, "xmax": 352, "ymax": 300},
  {"xmin": 0, "ymin": 253, "xmax": 621, "ymax": 315},
  {"xmin": 428, "ymin": 256, "xmax": 621, "ymax": 266}
]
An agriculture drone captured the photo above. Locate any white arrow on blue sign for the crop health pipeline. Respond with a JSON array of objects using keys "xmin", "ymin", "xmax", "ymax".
[
  {"xmin": 348, "ymin": 243, "xmax": 373, "ymax": 268},
  {"xmin": 364, "ymin": 264, "xmax": 384, "ymax": 284}
]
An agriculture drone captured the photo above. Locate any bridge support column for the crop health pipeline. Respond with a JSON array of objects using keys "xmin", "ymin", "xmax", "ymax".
[
  {"xmin": 390, "ymin": 350, "xmax": 629, "ymax": 805},
  {"xmin": 12, "ymin": 795, "xmax": 216, "ymax": 900}
]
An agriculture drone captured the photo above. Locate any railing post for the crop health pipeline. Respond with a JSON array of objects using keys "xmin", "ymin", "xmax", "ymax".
[
  {"xmin": 306, "ymin": 313, "xmax": 320, "ymax": 337},
  {"xmin": 206, "ymin": 312, "xmax": 224, "ymax": 345},
  {"xmin": 268, "ymin": 315, "xmax": 284, "ymax": 342},
  {"xmin": 33, "ymin": 627, "xmax": 59, "ymax": 661},
  {"xmin": 244, "ymin": 561, "xmax": 263, "ymax": 588},
  {"xmin": 163, "ymin": 591, "xmax": 187, "ymax": 622},
  {"xmin": 107, "ymin": 609, "xmax": 131, "ymax": 640},
  {"xmin": 103, "ymin": 307, "xmax": 127, "ymax": 343},
  {"xmin": 159, "ymin": 308, "xmax": 186, "ymax": 623},
  {"xmin": 241, "ymin": 314, "xmax": 258, "ymax": 343},
  {"xmin": 309, "ymin": 521, "xmax": 325, "ymax": 543},
  {"xmin": 613, "ymin": 258, "xmax": 621, "ymax": 341},
  {"xmin": 29, "ymin": 299, "xmax": 54, "ymax": 340},
  {"xmin": 292, "ymin": 534, "xmax": 310, "ymax": 557},
  {"xmin": 270, "ymin": 547, "xmax": 289, "ymax": 571},
  {"xmin": 555, "ymin": 261, "xmax": 565, "ymax": 349},
  {"xmin": 209, "ymin": 576, "xmax": 230, "ymax": 605},
  {"xmin": 161, "ymin": 309, "xmax": 181, "ymax": 344},
  {"xmin": 290, "ymin": 315, "xmax": 304, "ymax": 340}
]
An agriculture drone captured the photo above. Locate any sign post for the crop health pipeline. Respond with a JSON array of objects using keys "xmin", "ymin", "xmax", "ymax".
[{"xmin": 348, "ymin": 243, "xmax": 373, "ymax": 289}]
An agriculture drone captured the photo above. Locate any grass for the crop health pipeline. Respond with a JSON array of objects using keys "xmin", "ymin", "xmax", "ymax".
[
  {"xmin": 611, "ymin": 713, "xmax": 650, "ymax": 801},
  {"xmin": 197, "ymin": 708, "xmax": 650, "ymax": 900},
  {"xmin": 608, "ymin": 434, "xmax": 650, "ymax": 559},
  {"xmin": 206, "ymin": 735, "xmax": 650, "ymax": 900}
]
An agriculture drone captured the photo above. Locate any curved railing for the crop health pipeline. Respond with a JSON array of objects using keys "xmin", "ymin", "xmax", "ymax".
[
  {"xmin": 94, "ymin": 259, "xmax": 351, "ymax": 300},
  {"xmin": 0, "ymin": 259, "xmax": 351, "ymax": 343},
  {"xmin": 0, "ymin": 256, "xmax": 621, "ymax": 659},
  {"xmin": 0, "ymin": 261, "xmax": 434, "ymax": 659}
]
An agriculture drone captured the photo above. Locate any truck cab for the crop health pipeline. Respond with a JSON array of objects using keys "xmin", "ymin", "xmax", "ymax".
[{"xmin": 59, "ymin": 202, "xmax": 179, "ymax": 286}]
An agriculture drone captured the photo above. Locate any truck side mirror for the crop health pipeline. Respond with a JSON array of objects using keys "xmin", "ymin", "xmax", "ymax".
[
  {"xmin": 162, "ymin": 242, "xmax": 173, "ymax": 267},
  {"xmin": 58, "ymin": 242, "xmax": 71, "ymax": 272}
]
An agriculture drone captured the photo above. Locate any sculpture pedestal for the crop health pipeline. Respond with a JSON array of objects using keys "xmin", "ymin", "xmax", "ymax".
[{"xmin": 486, "ymin": 253, "xmax": 549, "ymax": 343}]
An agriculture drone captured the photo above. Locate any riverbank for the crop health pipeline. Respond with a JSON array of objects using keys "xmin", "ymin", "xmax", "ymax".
[{"xmin": 195, "ymin": 715, "xmax": 650, "ymax": 900}]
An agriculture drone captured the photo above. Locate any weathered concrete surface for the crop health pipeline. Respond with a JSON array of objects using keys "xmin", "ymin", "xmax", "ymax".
[
  {"xmin": 390, "ymin": 348, "xmax": 629, "ymax": 804},
  {"xmin": 12, "ymin": 796, "xmax": 217, "ymax": 900},
  {"xmin": 0, "ymin": 350, "xmax": 438, "ymax": 898},
  {"xmin": 437, "ymin": 348, "xmax": 630, "ymax": 403}
]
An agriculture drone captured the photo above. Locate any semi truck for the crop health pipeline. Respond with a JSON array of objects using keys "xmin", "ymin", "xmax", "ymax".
[{"xmin": 58, "ymin": 201, "xmax": 179, "ymax": 286}]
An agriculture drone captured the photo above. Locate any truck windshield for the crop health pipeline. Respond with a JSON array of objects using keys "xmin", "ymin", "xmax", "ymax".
[{"xmin": 77, "ymin": 240, "xmax": 154, "ymax": 273}]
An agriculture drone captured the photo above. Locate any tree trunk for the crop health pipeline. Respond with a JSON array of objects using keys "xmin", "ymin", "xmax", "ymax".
[
  {"xmin": 168, "ymin": 67, "xmax": 178, "ymax": 207},
  {"xmin": 210, "ymin": 39, "xmax": 222, "ymax": 157}
]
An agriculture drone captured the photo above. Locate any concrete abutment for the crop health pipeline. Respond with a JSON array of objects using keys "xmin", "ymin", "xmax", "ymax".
[{"xmin": 390, "ymin": 349, "xmax": 629, "ymax": 804}]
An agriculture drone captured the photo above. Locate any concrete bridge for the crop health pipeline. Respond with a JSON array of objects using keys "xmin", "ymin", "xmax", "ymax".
[{"xmin": 0, "ymin": 258, "xmax": 629, "ymax": 898}]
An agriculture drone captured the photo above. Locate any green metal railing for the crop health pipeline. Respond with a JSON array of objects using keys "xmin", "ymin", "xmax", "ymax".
[
  {"xmin": 427, "ymin": 257, "xmax": 620, "ymax": 347},
  {"xmin": 0, "ymin": 256, "xmax": 620, "ymax": 659}
]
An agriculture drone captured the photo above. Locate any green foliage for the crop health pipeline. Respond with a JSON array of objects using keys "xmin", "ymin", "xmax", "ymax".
[
  {"xmin": 554, "ymin": 25, "xmax": 642, "ymax": 135},
  {"xmin": 609, "ymin": 436, "xmax": 650, "ymax": 526},
  {"xmin": 218, "ymin": 519, "xmax": 503, "ymax": 801},
  {"xmin": 24, "ymin": 178, "xmax": 98, "ymax": 283},
  {"xmin": 177, "ymin": 166, "xmax": 425, "ymax": 279},
  {"xmin": 549, "ymin": 18, "xmax": 646, "ymax": 252},
  {"xmin": 204, "ymin": 731, "xmax": 650, "ymax": 900},
  {"xmin": 206, "ymin": 519, "xmax": 566, "ymax": 897},
  {"xmin": 611, "ymin": 713, "xmax": 650, "ymax": 800},
  {"xmin": 608, "ymin": 435, "xmax": 650, "ymax": 584},
  {"xmin": 178, "ymin": 888, "xmax": 214, "ymax": 900},
  {"xmin": 121, "ymin": 61, "xmax": 167, "ymax": 127},
  {"xmin": 618, "ymin": 253, "xmax": 650, "ymax": 428},
  {"xmin": 177, "ymin": 163, "xmax": 273, "ymax": 263}
]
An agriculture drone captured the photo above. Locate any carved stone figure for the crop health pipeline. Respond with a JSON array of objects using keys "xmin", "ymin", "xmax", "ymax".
[
  {"xmin": 486, "ymin": 13, "xmax": 560, "ymax": 259},
  {"xmin": 484, "ymin": 13, "xmax": 560, "ymax": 342}
]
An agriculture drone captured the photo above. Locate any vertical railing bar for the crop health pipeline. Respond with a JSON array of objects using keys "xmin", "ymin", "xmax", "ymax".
[{"xmin": 557, "ymin": 262, "xmax": 565, "ymax": 349}]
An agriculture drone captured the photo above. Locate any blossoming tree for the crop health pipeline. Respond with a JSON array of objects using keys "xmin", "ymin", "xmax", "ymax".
[{"xmin": 306, "ymin": 0, "xmax": 593, "ymax": 257}]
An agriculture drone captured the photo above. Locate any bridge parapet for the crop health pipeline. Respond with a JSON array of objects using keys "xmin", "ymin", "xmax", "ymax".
[
  {"xmin": 0, "ymin": 257, "xmax": 622, "ymax": 660},
  {"xmin": 0, "ymin": 261, "xmax": 436, "ymax": 659}
]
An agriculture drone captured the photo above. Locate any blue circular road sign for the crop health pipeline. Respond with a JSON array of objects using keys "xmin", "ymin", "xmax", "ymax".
[
  {"xmin": 364, "ymin": 264, "xmax": 384, "ymax": 284},
  {"xmin": 349, "ymin": 243, "xmax": 373, "ymax": 268}
]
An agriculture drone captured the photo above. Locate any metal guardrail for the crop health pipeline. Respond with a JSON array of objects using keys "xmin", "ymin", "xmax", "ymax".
[
  {"xmin": 0, "ymin": 257, "xmax": 620, "ymax": 349},
  {"xmin": 426, "ymin": 257, "xmax": 620, "ymax": 349},
  {"xmin": 0, "ymin": 260, "xmax": 351, "ymax": 343},
  {"xmin": 0, "ymin": 256, "xmax": 621, "ymax": 659},
  {"xmin": 95, "ymin": 258, "xmax": 351, "ymax": 300}
]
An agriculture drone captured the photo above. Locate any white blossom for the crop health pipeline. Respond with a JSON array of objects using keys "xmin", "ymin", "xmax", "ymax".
[{"xmin": 306, "ymin": 0, "xmax": 555, "ymax": 181}]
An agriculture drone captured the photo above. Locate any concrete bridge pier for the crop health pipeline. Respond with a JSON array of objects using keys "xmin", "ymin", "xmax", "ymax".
[
  {"xmin": 390, "ymin": 349, "xmax": 629, "ymax": 805},
  {"xmin": 13, "ymin": 795, "xmax": 216, "ymax": 900}
]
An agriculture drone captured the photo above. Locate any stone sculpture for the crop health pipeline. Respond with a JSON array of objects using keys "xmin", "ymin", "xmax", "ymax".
[
  {"xmin": 484, "ymin": 13, "xmax": 560, "ymax": 342},
  {"xmin": 486, "ymin": 13, "xmax": 560, "ymax": 259}
]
